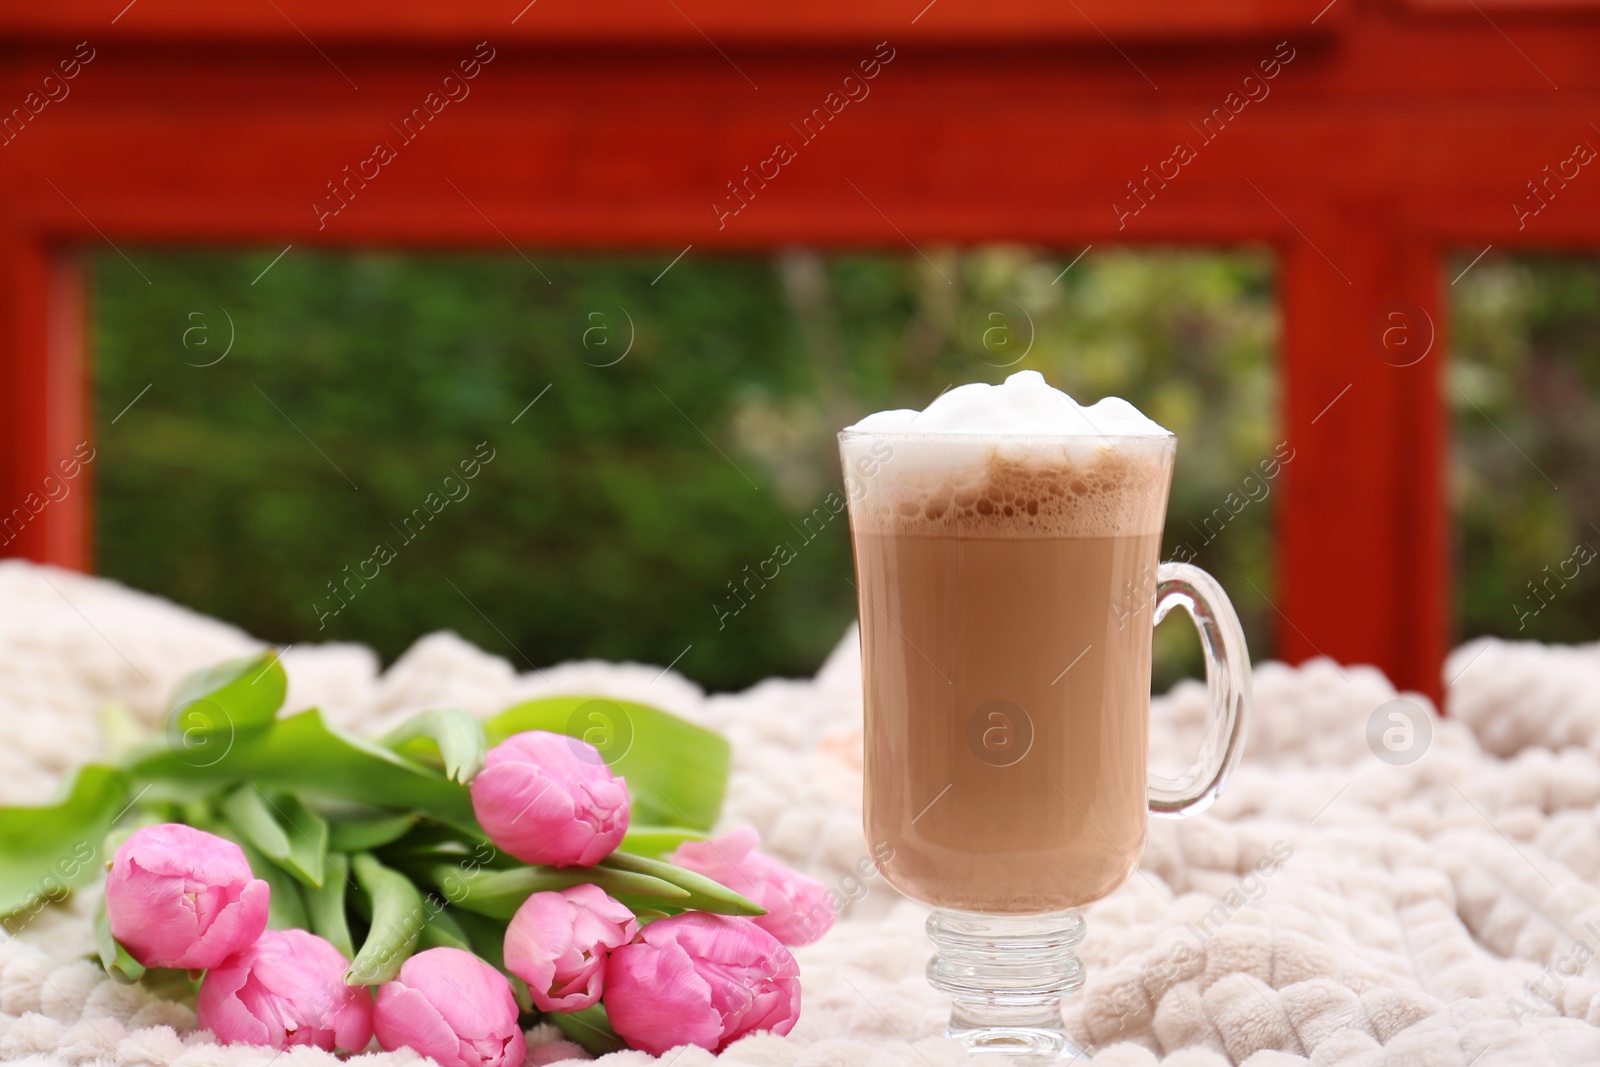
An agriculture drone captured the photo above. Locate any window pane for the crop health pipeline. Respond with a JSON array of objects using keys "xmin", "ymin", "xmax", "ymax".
[
  {"xmin": 93, "ymin": 248, "xmax": 1276, "ymax": 692},
  {"xmin": 1452, "ymin": 254, "xmax": 1600, "ymax": 645}
]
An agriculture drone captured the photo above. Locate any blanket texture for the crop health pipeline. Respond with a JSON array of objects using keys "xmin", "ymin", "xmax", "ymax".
[{"xmin": 2, "ymin": 560, "xmax": 1600, "ymax": 1067}]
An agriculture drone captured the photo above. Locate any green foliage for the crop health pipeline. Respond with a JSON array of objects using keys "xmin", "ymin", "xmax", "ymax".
[
  {"xmin": 402, "ymin": 848, "xmax": 763, "ymax": 922},
  {"xmin": 619, "ymin": 825, "xmax": 707, "ymax": 858},
  {"xmin": 0, "ymin": 765, "xmax": 128, "ymax": 919},
  {"xmin": 131, "ymin": 707, "xmax": 477, "ymax": 828},
  {"xmin": 94, "ymin": 896, "xmax": 146, "ymax": 983},
  {"xmin": 221, "ymin": 786, "xmax": 328, "ymax": 887},
  {"xmin": 232, "ymin": 833, "xmax": 309, "ymax": 931},
  {"xmin": 305, "ymin": 854, "xmax": 354, "ymax": 957},
  {"xmin": 599, "ymin": 850, "xmax": 766, "ymax": 914},
  {"xmin": 414, "ymin": 905, "xmax": 472, "ymax": 953},
  {"xmin": 1452, "ymin": 254, "xmax": 1600, "ymax": 645},
  {"xmin": 0, "ymin": 651, "xmax": 740, "ymax": 1015},
  {"xmin": 169, "ymin": 650, "xmax": 285, "ymax": 729},
  {"xmin": 166, "ymin": 650, "xmax": 284, "ymax": 764},
  {"xmin": 93, "ymin": 248, "xmax": 1278, "ymax": 692},
  {"xmin": 346, "ymin": 852, "xmax": 426, "ymax": 985},
  {"xmin": 326, "ymin": 812, "xmax": 418, "ymax": 853},
  {"xmin": 414, "ymin": 860, "xmax": 687, "ymax": 920},
  {"xmin": 381, "ymin": 709, "xmax": 488, "ymax": 784}
]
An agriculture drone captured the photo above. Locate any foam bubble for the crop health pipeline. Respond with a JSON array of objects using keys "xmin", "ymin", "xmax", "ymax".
[
  {"xmin": 846, "ymin": 370, "xmax": 1170, "ymax": 438},
  {"xmin": 841, "ymin": 373, "xmax": 1174, "ymax": 538}
]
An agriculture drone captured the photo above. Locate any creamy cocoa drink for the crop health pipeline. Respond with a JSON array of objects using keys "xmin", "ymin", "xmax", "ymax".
[{"xmin": 841, "ymin": 372, "xmax": 1175, "ymax": 915}]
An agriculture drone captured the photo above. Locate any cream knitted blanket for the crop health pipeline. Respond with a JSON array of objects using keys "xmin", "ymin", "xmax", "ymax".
[{"xmin": 3, "ymin": 559, "xmax": 1600, "ymax": 1067}]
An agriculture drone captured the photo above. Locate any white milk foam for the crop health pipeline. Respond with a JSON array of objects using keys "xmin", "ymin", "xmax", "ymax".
[
  {"xmin": 848, "ymin": 370, "xmax": 1169, "ymax": 438},
  {"xmin": 841, "ymin": 372, "xmax": 1174, "ymax": 538}
]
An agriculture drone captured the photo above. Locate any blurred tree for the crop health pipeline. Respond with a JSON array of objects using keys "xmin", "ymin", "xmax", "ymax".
[
  {"xmin": 1452, "ymin": 254, "xmax": 1600, "ymax": 646},
  {"xmin": 93, "ymin": 248, "xmax": 1277, "ymax": 692}
]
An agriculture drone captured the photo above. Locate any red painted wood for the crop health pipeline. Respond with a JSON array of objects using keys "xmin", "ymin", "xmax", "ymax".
[
  {"xmin": 48, "ymin": 253, "xmax": 92, "ymax": 572},
  {"xmin": 1278, "ymin": 208, "xmax": 1449, "ymax": 700},
  {"xmin": 4, "ymin": 1, "xmax": 1598, "ymax": 701},
  {"xmin": 1409, "ymin": 0, "xmax": 1600, "ymax": 11},
  {"xmin": 0, "ymin": 239, "xmax": 87, "ymax": 569},
  {"xmin": 0, "ymin": 0, "xmax": 1343, "ymax": 44}
]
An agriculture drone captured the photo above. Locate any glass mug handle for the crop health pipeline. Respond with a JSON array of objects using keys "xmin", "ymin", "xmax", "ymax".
[{"xmin": 1147, "ymin": 561, "xmax": 1252, "ymax": 818}]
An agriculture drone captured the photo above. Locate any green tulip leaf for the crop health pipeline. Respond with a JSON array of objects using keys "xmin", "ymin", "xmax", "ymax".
[
  {"xmin": 164, "ymin": 650, "xmax": 286, "ymax": 764},
  {"xmin": 483, "ymin": 696, "xmax": 729, "ymax": 830},
  {"xmin": 94, "ymin": 894, "xmax": 145, "ymax": 984},
  {"xmin": 0, "ymin": 765, "xmax": 128, "ymax": 920},
  {"xmin": 381, "ymin": 709, "xmax": 487, "ymax": 784},
  {"xmin": 306, "ymin": 854, "xmax": 354, "ymax": 958},
  {"xmin": 129, "ymin": 708, "xmax": 477, "ymax": 831},
  {"xmin": 96, "ymin": 702, "xmax": 148, "ymax": 765},
  {"xmin": 551, "ymin": 1004, "xmax": 627, "ymax": 1057},
  {"xmin": 415, "ymin": 904, "xmax": 472, "ymax": 952},
  {"xmin": 414, "ymin": 861, "xmax": 688, "ymax": 921},
  {"xmin": 221, "ymin": 787, "xmax": 292, "ymax": 861},
  {"xmin": 620, "ymin": 825, "xmax": 707, "ymax": 858},
  {"xmin": 275, "ymin": 794, "xmax": 332, "ymax": 888},
  {"xmin": 347, "ymin": 853, "xmax": 426, "ymax": 985},
  {"xmin": 327, "ymin": 813, "xmax": 419, "ymax": 853},
  {"xmin": 376, "ymin": 824, "xmax": 522, "ymax": 873},
  {"xmin": 601, "ymin": 851, "xmax": 764, "ymax": 916},
  {"xmin": 448, "ymin": 907, "xmax": 511, "ymax": 971},
  {"xmin": 221, "ymin": 788, "xmax": 329, "ymax": 888},
  {"xmin": 235, "ymin": 837, "xmax": 309, "ymax": 931}
]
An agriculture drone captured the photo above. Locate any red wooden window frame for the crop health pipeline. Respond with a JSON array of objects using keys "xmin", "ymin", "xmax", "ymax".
[{"xmin": 6, "ymin": 0, "xmax": 1600, "ymax": 704}]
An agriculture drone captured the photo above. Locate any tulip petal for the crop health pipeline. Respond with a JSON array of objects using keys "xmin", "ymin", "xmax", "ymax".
[
  {"xmin": 375, "ymin": 984, "xmax": 459, "ymax": 1064},
  {"xmin": 108, "ymin": 825, "xmax": 270, "ymax": 970},
  {"xmin": 606, "ymin": 938, "xmax": 723, "ymax": 1055},
  {"xmin": 492, "ymin": 1029, "xmax": 529, "ymax": 1067},
  {"xmin": 197, "ymin": 962, "xmax": 272, "ymax": 1046},
  {"xmin": 332, "ymin": 988, "xmax": 375, "ymax": 1054},
  {"xmin": 173, "ymin": 878, "xmax": 271, "ymax": 970},
  {"xmin": 378, "ymin": 949, "xmax": 523, "ymax": 1067},
  {"xmin": 603, "ymin": 913, "xmax": 799, "ymax": 1054},
  {"xmin": 409, "ymin": 948, "xmax": 520, "ymax": 1042},
  {"xmin": 124, "ymin": 824, "xmax": 254, "ymax": 883},
  {"xmin": 670, "ymin": 829, "xmax": 833, "ymax": 946},
  {"xmin": 474, "ymin": 732, "xmax": 631, "ymax": 867},
  {"xmin": 196, "ymin": 928, "xmax": 373, "ymax": 1053},
  {"xmin": 503, "ymin": 894, "xmax": 564, "ymax": 1002},
  {"xmin": 506, "ymin": 887, "xmax": 637, "ymax": 1014}
]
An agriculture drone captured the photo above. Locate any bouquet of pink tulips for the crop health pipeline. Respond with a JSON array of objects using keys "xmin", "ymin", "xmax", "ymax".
[{"xmin": 0, "ymin": 651, "xmax": 835, "ymax": 1063}]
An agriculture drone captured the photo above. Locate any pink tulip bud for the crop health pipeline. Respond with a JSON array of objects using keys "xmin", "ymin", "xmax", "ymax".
[
  {"xmin": 605, "ymin": 913, "xmax": 800, "ymax": 1055},
  {"xmin": 105, "ymin": 823, "xmax": 271, "ymax": 970},
  {"xmin": 504, "ymin": 885, "xmax": 638, "ymax": 1012},
  {"xmin": 374, "ymin": 947, "xmax": 526, "ymax": 1067},
  {"xmin": 197, "ymin": 929, "xmax": 373, "ymax": 1052},
  {"xmin": 471, "ymin": 731, "xmax": 629, "ymax": 867},
  {"xmin": 671, "ymin": 828, "xmax": 834, "ymax": 946}
]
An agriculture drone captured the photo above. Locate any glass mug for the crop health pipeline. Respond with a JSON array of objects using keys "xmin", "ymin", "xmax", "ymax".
[{"xmin": 839, "ymin": 428, "xmax": 1250, "ymax": 1062}]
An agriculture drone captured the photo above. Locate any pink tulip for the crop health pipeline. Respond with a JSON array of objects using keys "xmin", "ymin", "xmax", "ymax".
[
  {"xmin": 671, "ymin": 828, "xmax": 833, "ymax": 946},
  {"xmin": 504, "ymin": 885, "xmax": 637, "ymax": 1012},
  {"xmin": 197, "ymin": 929, "xmax": 373, "ymax": 1052},
  {"xmin": 105, "ymin": 823, "xmax": 270, "ymax": 970},
  {"xmin": 471, "ymin": 731, "xmax": 629, "ymax": 867},
  {"xmin": 605, "ymin": 913, "xmax": 800, "ymax": 1055},
  {"xmin": 374, "ymin": 947, "xmax": 526, "ymax": 1067}
]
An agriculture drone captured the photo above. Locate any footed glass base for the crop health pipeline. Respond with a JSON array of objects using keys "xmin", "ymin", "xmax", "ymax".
[{"xmin": 926, "ymin": 910, "xmax": 1091, "ymax": 1063}]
